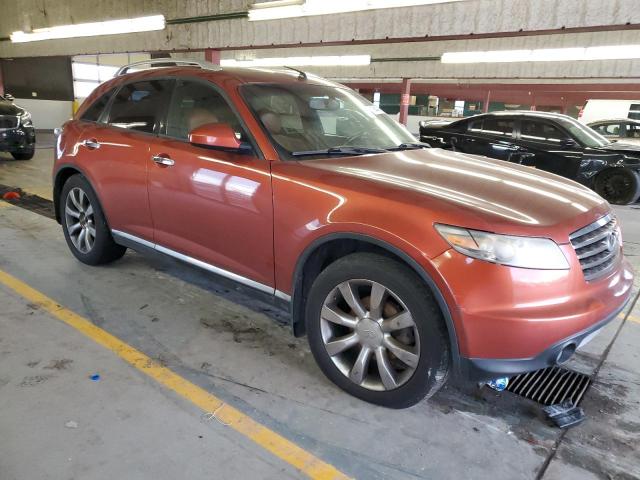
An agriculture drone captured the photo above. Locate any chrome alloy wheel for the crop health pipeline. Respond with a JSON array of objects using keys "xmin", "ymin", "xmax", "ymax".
[
  {"xmin": 64, "ymin": 187, "xmax": 96, "ymax": 254},
  {"xmin": 320, "ymin": 279, "xmax": 420, "ymax": 391}
]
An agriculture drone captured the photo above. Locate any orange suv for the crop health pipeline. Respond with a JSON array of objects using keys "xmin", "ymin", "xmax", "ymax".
[{"xmin": 53, "ymin": 60, "xmax": 634, "ymax": 408}]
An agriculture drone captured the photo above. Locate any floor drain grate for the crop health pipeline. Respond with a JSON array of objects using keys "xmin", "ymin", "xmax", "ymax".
[{"xmin": 506, "ymin": 366, "xmax": 591, "ymax": 406}]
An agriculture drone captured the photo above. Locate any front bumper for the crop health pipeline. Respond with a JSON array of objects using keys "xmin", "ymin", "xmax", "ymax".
[
  {"xmin": 431, "ymin": 243, "xmax": 634, "ymax": 381},
  {"xmin": 459, "ymin": 291, "xmax": 631, "ymax": 381},
  {"xmin": 0, "ymin": 127, "xmax": 36, "ymax": 152}
]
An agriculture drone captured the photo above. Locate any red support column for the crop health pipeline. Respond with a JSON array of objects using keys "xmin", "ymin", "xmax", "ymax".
[
  {"xmin": 204, "ymin": 49, "xmax": 221, "ymax": 65},
  {"xmin": 398, "ymin": 78, "xmax": 412, "ymax": 126},
  {"xmin": 483, "ymin": 90, "xmax": 491, "ymax": 113}
]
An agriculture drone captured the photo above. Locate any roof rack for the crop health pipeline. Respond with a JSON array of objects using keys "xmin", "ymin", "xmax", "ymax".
[{"xmin": 115, "ymin": 58, "xmax": 222, "ymax": 76}]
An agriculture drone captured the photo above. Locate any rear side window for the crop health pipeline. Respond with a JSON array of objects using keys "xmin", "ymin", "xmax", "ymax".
[
  {"xmin": 480, "ymin": 118, "xmax": 514, "ymax": 136},
  {"xmin": 520, "ymin": 120, "xmax": 567, "ymax": 143},
  {"xmin": 81, "ymin": 88, "xmax": 115, "ymax": 122},
  {"xmin": 629, "ymin": 104, "xmax": 640, "ymax": 120},
  {"xmin": 107, "ymin": 80, "xmax": 173, "ymax": 134}
]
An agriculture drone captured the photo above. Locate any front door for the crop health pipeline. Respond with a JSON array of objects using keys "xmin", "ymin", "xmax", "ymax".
[
  {"xmin": 147, "ymin": 78, "xmax": 274, "ymax": 287},
  {"xmin": 517, "ymin": 119, "xmax": 583, "ymax": 179}
]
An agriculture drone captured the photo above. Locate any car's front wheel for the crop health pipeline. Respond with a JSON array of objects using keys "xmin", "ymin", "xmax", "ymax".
[
  {"xmin": 595, "ymin": 168, "xmax": 640, "ymax": 205},
  {"xmin": 60, "ymin": 174, "xmax": 126, "ymax": 265},
  {"xmin": 306, "ymin": 253, "xmax": 449, "ymax": 408}
]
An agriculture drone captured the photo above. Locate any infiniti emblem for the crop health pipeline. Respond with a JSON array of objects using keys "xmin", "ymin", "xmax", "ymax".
[
  {"xmin": 363, "ymin": 329, "xmax": 376, "ymax": 339},
  {"xmin": 606, "ymin": 232, "xmax": 618, "ymax": 252}
]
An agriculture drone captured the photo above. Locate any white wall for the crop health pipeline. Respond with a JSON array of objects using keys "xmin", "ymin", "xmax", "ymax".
[{"xmin": 14, "ymin": 99, "xmax": 73, "ymax": 130}]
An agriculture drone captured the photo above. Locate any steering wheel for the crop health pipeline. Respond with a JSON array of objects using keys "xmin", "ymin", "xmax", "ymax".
[{"xmin": 344, "ymin": 130, "xmax": 369, "ymax": 146}]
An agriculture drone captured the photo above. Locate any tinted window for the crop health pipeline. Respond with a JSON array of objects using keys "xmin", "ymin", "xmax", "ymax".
[
  {"xmin": 81, "ymin": 88, "xmax": 115, "ymax": 122},
  {"xmin": 629, "ymin": 104, "xmax": 640, "ymax": 121},
  {"xmin": 480, "ymin": 118, "xmax": 514, "ymax": 136},
  {"xmin": 107, "ymin": 80, "xmax": 173, "ymax": 133},
  {"xmin": 520, "ymin": 120, "xmax": 567, "ymax": 143},
  {"xmin": 165, "ymin": 80, "xmax": 243, "ymax": 140}
]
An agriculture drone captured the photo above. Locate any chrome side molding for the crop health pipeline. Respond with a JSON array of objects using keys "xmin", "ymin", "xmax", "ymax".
[{"xmin": 111, "ymin": 229, "xmax": 290, "ymax": 301}]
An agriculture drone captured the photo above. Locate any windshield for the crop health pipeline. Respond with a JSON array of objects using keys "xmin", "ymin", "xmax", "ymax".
[
  {"xmin": 557, "ymin": 117, "xmax": 611, "ymax": 148},
  {"xmin": 240, "ymin": 83, "xmax": 416, "ymax": 158}
]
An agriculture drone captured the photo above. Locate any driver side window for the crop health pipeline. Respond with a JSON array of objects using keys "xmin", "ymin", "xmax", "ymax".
[
  {"xmin": 165, "ymin": 80, "xmax": 245, "ymax": 141},
  {"xmin": 520, "ymin": 120, "xmax": 568, "ymax": 144}
]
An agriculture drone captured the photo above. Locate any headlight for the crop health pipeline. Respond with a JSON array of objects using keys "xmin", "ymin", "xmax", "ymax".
[
  {"xmin": 435, "ymin": 224, "xmax": 569, "ymax": 270},
  {"xmin": 20, "ymin": 112, "xmax": 32, "ymax": 126}
]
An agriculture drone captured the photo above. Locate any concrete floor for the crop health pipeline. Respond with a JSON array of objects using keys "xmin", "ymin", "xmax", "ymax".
[{"xmin": 1, "ymin": 141, "xmax": 639, "ymax": 479}]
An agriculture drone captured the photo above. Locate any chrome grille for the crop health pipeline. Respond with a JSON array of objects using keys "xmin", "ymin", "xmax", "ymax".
[
  {"xmin": 0, "ymin": 115, "xmax": 19, "ymax": 130},
  {"xmin": 569, "ymin": 214, "xmax": 620, "ymax": 281}
]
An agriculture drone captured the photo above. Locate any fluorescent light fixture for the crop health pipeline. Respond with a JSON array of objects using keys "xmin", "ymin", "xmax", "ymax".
[
  {"xmin": 442, "ymin": 44, "xmax": 640, "ymax": 63},
  {"xmin": 11, "ymin": 15, "xmax": 165, "ymax": 43},
  {"xmin": 249, "ymin": 0, "xmax": 464, "ymax": 21},
  {"xmin": 221, "ymin": 55, "xmax": 371, "ymax": 67}
]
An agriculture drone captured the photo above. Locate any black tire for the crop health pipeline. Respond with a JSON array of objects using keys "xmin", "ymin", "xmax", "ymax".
[
  {"xmin": 60, "ymin": 174, "xmax": 126, "ymax": 265},
  {"xmin": 305, "ymin": 253, "xmax": 450, "ymax": 409},
  {"xmin": 11, "ymin": 149, "xmax": 34, "ymax": 160},
  {"xmin": 595, "ymin": 168, "xmax": 640, "ymax": 205}
]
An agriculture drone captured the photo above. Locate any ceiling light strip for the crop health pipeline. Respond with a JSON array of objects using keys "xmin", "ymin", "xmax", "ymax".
[
  {"xmin": 249, "ymin": 0, "xmax": 465, "ymax": 21},
  {"xmin": 221, "ymin": 55, "xmax": 371, "ymax": 67},
  {"xmin": 441, "ymin": 45, "xmax": 640, "ymax": 63},
  {"xmin": 10, "ymin": 15, "xmax": 165, "ymax": 43}
]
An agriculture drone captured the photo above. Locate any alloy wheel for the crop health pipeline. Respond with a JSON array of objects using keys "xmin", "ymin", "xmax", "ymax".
[
  {"xmin": 320, "ymin": 279, "xmax": 420, "ymax": 391},
  {"xmin": 64, "ymin": 187, "xmax": 96, "ymax": 254}
]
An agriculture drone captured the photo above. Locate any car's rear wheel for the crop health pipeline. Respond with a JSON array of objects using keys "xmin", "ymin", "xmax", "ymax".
[
  {"xmin": 595, "ymin": 168, "xmax": 640, "ymax": 205},
  {"xmin": 12, "ymin": 149, "xmax": 34, "ymax": 160},
  {"xmin": 61, "ymin": 174, "xmax": 126, "ymax": 265},
  {"xmin": 306, "ymin": 253, "xmax": 449, "ymax": 408}
]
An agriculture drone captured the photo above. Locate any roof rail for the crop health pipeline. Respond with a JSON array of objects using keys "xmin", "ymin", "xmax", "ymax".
[{"xmin": 115, "ymin": 58, "xmax": 222, "ymax": 76}]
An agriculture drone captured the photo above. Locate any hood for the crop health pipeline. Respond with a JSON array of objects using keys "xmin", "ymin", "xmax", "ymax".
[
  {"xmin": 0, "ymin": 100, "xmax": 23, "ymax": 116},
  {"xmin": 596, "ymin": 142, "xmax": 640, "ymax": 155},
  {"xmin": 302, "ymin": 148, "xmax": 610, "ymax": 242}
]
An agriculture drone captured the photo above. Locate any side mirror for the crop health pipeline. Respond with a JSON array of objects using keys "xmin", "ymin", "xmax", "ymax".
[
  {"xmin": 560, "ymin": 138, "xmax": 578, "ymax": 149},
  {"xmin": 189, "ymin": 123, "xmax": 244, "ymax": 150}
]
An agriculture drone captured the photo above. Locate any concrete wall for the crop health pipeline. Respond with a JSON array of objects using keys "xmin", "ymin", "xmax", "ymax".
[
  {"xmin": 1, "ymin": 0, "xmax": 638, "ymax": 58},
  {"xmin": 222, "ymin": 30, "xmax": 640, "ymax": 82},
  {"xmin": 14, "ymin": 98, "xmax": 73, "ymax": 129}
]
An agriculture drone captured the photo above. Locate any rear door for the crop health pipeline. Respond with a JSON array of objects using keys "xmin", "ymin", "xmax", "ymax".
[
  {"xmin": 79, "ymin": 79, "xmax": 173, "ymax": 241},
  {"xmin": 147, "ymin": 78, "xmax": 274, "ymax": 287},
  {"xmin": 516, "ymin": 118, "xmax": 583, "ymax": 179},
  {"xmin": 458, "ymin": 116, "xmax": 519, "ymax": 161}
]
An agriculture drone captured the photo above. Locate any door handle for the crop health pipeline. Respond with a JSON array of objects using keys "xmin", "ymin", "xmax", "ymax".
[
  {"xmin": 81, "ymin": 138, "xmax": 101, "ymax": 150},
  {"xmin": 152, "ymin": 154, "xmax": 175, "ymax": 166}
]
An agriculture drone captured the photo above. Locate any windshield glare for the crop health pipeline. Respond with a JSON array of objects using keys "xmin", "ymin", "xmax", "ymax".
[
  {"xmin": 558, "ymin": 117, "xmax": 611, "ymax": 148},
  {"xmin": 241, "ymin": 83, "xmax": 416, "ymax": 157}
]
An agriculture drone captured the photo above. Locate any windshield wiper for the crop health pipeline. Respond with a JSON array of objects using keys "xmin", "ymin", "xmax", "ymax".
[
  {"xmin": 291, "ymin": 146, "xmax": 387, "ymax": 157},
  {"xmin": 386, "ymin": 142, "xmax": 431, "ymax": 151}
]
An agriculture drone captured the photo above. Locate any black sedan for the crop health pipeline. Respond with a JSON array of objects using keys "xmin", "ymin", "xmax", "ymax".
[
  {"xmin": 0, "ymin": 94, "xmax": 36, "ymax": 160},
  {"xmin": 419, "ymin": 111, "xmax": 640, "ymax": 204}
]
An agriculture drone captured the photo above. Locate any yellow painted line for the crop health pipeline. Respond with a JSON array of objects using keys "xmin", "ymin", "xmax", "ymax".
[
  {"xmin": 0, "ymin": 269, "xmax": 350, "ymax": 480},
  {"xmin": 628, "ymin": 314, "xmax": 640, "ymax": 324}
]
